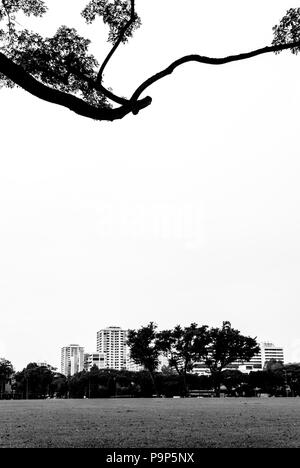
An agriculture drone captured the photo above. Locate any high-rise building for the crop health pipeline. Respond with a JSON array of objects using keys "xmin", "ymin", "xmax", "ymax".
[
  {"xmin": 61, "ymin": 344, "xmax": 84, "ymax": 376},
  {"xmin": 97, "ymin": 327, "xmax": 127, "ymax": 370},
  {"xmin": 96, "ymin": 326, "xmax": 143, "ymax": 371},
  {"xmin": 84, "ymin": 352, "xmax": 106, "ymax": 371}
]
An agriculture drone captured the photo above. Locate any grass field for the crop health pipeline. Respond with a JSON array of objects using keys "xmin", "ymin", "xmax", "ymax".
[{"xmin": 0, "ymin": 398, "xmax": 300, "ymax": 448}]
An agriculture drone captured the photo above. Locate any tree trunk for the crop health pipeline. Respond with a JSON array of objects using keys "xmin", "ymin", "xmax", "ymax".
[
  {"xmin": 212, "ymin": 371, "xmax": 221, "ymax": 397},
  {"xmin": 182, "ymin": 373, "xmax": 189, "ymax": 397},
  {"xmin": 148, "ymin": 371, "xmax": 157, "ymax": 395}
]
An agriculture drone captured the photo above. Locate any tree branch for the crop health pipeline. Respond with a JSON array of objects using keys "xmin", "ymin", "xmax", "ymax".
[
  {"xmin": 0, "ymin": 52, "xmax": 151, "ymax": 121},
  {"xmin": 97, "ymin": 0, "xmax": 136, "ymax": 84},
  {"xmin": 130, "ymin": 40, "xmax": 300, "ymax": 102}
]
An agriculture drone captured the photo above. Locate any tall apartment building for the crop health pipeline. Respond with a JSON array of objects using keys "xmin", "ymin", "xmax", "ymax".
[
  {"xmin": 96, "ymin": 326, "xmax": 143, "ymax": 371},
  {"xmin": 61, "ymin": 344, "xmax": 84, "ymax": 376},
  {"xmin": 97, "ymin": 327, "xmax": 127, "ymax": 370},
  {"xmin": 84, "ymin": 352, "xmax": 106, "ymax": 371}
]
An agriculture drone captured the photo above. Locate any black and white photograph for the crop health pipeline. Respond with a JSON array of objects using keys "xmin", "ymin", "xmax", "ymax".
[{"xmin": 0, "ymin": 0, "xmax": 300, "ymax": 455}]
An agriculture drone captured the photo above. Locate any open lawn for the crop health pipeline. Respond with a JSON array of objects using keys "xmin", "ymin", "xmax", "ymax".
[{"xmin": 0, "ymin": 398, "xmax": 299, "ymax": 448}]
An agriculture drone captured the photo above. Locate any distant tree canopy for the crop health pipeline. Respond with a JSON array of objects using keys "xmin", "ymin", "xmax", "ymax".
[
  {"xmin": 0, "ymin": 1, "xmax": 300, "ymax": 121},
  {"xmin": 14, "ymin": 362, "xmax": 56, "ymax": 398}
]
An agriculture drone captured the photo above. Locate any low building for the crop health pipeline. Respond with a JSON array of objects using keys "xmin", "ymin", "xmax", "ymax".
[
  {"xmin": 237, "ymin": 342, "xmax": 284, "ymax": 373},
  {"xmin": 192, "ymin": 342, "xmax": 284, "ymax": 375}
]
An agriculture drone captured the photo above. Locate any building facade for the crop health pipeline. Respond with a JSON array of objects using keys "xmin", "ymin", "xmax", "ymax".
[
  {"xmin": 261, "ymin": 342, "xmax": 285, "ymax": 366},
  {"xmin": 238, "ymin": 342, "xmax": 285, "ymax": 372},
  {"xmin": 192, "ymin": 342, "xmax": 284, "ymax": 375},
  {"xmin": 84, "ymin": 352, "xmax": 106, "ymax": 371},
  {"xmin": 97, "ymin": 327, "xmax": 127, "ymax": 370},
  {"xmin": 96, "ymin": 326, "xmax": 143, "ymax": 371},
  {"xmin": 61, "ymin": 344, "xmax": 84, "ymax": 376}
]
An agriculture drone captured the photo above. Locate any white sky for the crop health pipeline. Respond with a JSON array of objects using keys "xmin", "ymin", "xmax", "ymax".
[{"xmin": 1, "ymin": 1, "xmax": 300, "ymax": 370}]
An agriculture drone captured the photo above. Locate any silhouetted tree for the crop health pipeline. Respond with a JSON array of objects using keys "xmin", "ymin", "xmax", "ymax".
[
  {"xmin": 156, "ymin": 323, "xmax": 210, "ymax": 396},
  {"xmin": 68, "ymin": 370, "xmax": 89, "ymax": 398},
  {"xmin": 127, "ymin": 322, "xmax": 160, "ymax": 393},
  {"xmin": 15, "ymin": 363, "xmax": 55, "ymax": 398},
  {"xmin": 51, "ymin": 372, "xmax": 68, "ymax": 398},
  {"xmin": 0, "ymin": 359, "xmax": 13, "ymax": 395},
  {"xmin": 0, "ymin": 2, "xmax": 300, "ymax": 121},
  {"xmin": 204, "ymin": 322, "xmax": 260, "ymax": 397}
]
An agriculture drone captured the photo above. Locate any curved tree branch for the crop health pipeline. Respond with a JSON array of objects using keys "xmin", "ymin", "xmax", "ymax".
[
  {"xmin": 130, "ymin": 40, "xmax": 300, "ymax": 102},
  {"xmin": 0, "ymin": 51, "xmax": 151, "ymax": 120}
]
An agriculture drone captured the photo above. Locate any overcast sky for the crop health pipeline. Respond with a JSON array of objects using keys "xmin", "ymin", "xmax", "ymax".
[{"xmin": 1, "ymin": 1, "xmax": 300, "ymax": 371}]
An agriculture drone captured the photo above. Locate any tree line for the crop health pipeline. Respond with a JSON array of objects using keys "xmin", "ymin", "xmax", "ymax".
[{"xmin": 1, "ymin": 359, "xmax": 300, "ymax": 400}]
